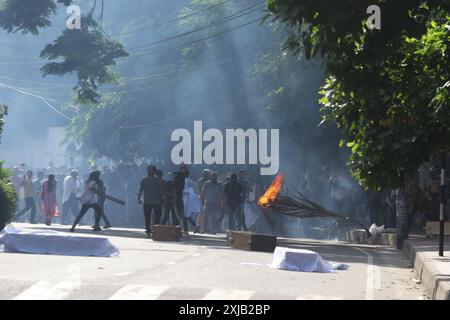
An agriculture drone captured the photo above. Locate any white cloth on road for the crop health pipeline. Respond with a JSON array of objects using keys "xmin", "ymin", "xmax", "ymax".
[
  {"xmin": 0, "ymin": 225, "xmax": 119, "ymax": 257},
  {"xmin": 269, "ymin": 247, "xmax": 348, "ymax": 273}
]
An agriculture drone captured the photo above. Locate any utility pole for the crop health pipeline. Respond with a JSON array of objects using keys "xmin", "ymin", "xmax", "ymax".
[{"xmin": 439, "ymin": 151, "xmax": 447, "ymax": 257}]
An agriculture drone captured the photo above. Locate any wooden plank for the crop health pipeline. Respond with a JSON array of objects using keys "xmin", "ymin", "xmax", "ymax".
[
  {"xmin": 425, "ymin": 222, "xmax": 450, "ymax": 235},
  {"xmin": 250, "ymin": 234, "xmax": 277, "ymax": 253},
  {"xmin": 152, "ymin": 225, "xmax": 181, "ymax": 242},
  {"xmin": 227, "ymin": 231, "xmax": 277, "ymax": 253},
  {"xmin": 104, "ymin": 194, "xmax": 125, "ymax": 206},
  {"xmin": 227, "ymin": 231, "xmax": 251, "ymax": 251}
]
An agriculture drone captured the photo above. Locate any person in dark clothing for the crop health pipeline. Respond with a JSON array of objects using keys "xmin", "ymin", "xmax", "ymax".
[
  {"xmin": 161, "ymin": 173, "xmax": 179, "ymax": 226},
  {"xmin": 224, "ymin": 173, "xmax": 244, "ymax": 231},
  {"xmin": 174, "ymin": 165, "xmax": 198, "ymax": 233},
  {"xmin": 173, "ymin": 171, "xmax": 185, "ymax": 226},
  {"xmin": 201, "ymin": 172, "xmax": 224, "ymax": 234},
  {"xmin": 156, "ymin": 170, "xmax": 167, "ymax": 216},
  {"xmin": 96, "ymin": 179, "xmax": 112, "ymax": 229},
  {"xmin": 70, "ymin": 171, "xmax": 104, "ymax": 232},
  {"xmin": 156, "ymin": 170, "xmax": 166, "ymax": 188},
  {"xmin": 196, "ymin": 169, "xmax": 211, "ymax": 230},
  {"xmin": 138, "ymin": 166, "xmax": 164, "ymax": 237},
  {"xmin": 238, "ymin": 170, "xmax": 252, "ymax": 231},
  {"xmin": 428, "ymin": 166, "xmax": 441, "ymax": 221}
]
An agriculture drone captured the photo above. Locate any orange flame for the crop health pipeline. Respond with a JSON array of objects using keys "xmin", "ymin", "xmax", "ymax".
[{"xmin": 258, "ymin": 173, "xmax": 284, "ymax": 207}]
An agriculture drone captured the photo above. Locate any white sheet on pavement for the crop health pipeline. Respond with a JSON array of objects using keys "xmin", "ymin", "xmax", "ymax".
[
  {"xmin": 269, "ymin": 247, "xmax": 348, "ymax": 273},
  {"xmin": 0, "ymin": 225, "xmax": 119, "ymax": 257}
]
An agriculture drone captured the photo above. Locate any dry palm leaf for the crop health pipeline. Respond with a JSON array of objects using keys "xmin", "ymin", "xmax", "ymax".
[{"xmin": 258, "ymin": 174, "xmax": 371, "ymax": 237}]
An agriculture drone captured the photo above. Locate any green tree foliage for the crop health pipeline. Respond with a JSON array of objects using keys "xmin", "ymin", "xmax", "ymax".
[
  {"xmin": 0, "ymin": 0, "xmax": 128, "ymax": 104},
  {"xmin": 0, "ymin": 108, "xmax": 16, "ymax": 231},
  {"xmin": 0, "ymin": 162, "xmax": 17, "ymax": 231},
  {"xmin": 0, "ymin": 0, "xmax": 72, "ymax": 34},
  {"xmin": 268, "ymin": 0, "xmax": 450, "ymax": 189},
  {"xmin": 0, "ymin": 108, "xmax": 16, "ymax": 230},
  {"xmin": 65, "ymin": 93, "xmax": 142, "ymax": 162},
  {"xmin": 40, "ymin": 15, "xmax": 128, "ymax": 104},
  {"xmin": 0, "ymin": 104, "xmax": 7, "ymax": 137}
]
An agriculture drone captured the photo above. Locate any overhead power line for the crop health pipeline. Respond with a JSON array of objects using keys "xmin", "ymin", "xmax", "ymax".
[
  {"xmin": 128, "ymin": 17, "xmax": 264, "ymax": 59},
  {"xmin": 0, "ymin": 38, "xmax": 49, "ymax": 45},
  {"xmin": 119, "ymin": 107, "xmax": 201, "ymax": 130},
  {"xmin": 0, "ymin": 82, "xmax": 72, "ymax": 121},
  {"xmin": 110, "ymin": 43, "xmax": 267, "ymax": 109},
  {"xmin": 0, "ymin": 75, "xmax": 74, "ymax": 88},
  {"xmin": 0, "ymin": 60, "xmax": 44, "ymax": 65},
  {"xmin": 111, "ymin": 0, "xmax": 234, "ymax": 37},
  {"xmin": 115, "ymin": 40, "xmax": 271, "ymax": 89},
  {"xmin": 127, "ymin": 2, "xmax": 264, "ymax": 52},
  {"xmin": 0, "ymin": 37, "xmax": 271, "ymax": 90}
]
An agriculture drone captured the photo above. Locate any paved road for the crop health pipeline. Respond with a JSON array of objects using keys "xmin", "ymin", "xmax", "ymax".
[{"xmin": 0, "ymin": 223, "xmax": 428, "ymax": 300}]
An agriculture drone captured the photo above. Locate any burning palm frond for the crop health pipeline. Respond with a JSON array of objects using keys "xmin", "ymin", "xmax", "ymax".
[
  {"xmin": 258, "ymin": 174, "xmax": 371, "ymax": 237},
  {"xmin": 258, "ymin": 174, "xmax": 285, "ymax": 207}
]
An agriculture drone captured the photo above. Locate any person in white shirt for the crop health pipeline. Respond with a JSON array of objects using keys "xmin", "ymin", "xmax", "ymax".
[
  {"xmin": 70, "ymin": 171, "xmax": 104, "ymax": 232},
  {"xmin": 62, "ymin": 170, "xmax": 82, "ymax": 225}
]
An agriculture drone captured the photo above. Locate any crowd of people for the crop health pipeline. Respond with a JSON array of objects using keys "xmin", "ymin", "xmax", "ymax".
[
  {"xmin": 296, "ymin": 161, "xmax": 450, "ymax": 233},
  {"xmin": 10, "ymin": 158, "xmax": 448, "ymax": 239},
  {"xmin": 9, "ymin": 162, "xmax": 261, "ymax": 237}
]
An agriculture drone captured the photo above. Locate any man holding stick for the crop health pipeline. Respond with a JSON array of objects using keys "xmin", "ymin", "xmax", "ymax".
[{"xmin": 138, "ymin": 166, "xmax": 164, "ymax": 238}]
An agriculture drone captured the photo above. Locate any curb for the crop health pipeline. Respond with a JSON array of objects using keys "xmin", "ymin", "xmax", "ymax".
[
  {"xmin": 403, "ymin": 239, "xmax": 450, "ymax": 300},
  {"xmin": 345, "ymin": 229, "xmax": 396, "ymax": 247}
]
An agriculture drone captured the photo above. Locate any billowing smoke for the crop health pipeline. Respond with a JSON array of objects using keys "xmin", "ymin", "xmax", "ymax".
[{"xmin": 0, "ymin": 0, "xmax": 374, "ymax": 238}]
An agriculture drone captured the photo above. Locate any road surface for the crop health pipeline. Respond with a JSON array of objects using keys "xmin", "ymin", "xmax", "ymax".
[{"xmin": 0, "ymin": 223, "xmax": 428, "ymax": 300}]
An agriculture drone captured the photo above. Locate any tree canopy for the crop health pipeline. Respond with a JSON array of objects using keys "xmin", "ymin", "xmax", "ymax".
[
  {"xmin": 268, "ymin": 0, "xmax": 450, "ymax": 189},
  {"xmin": 40, "ymin": 15, "xmax": 128, "ymax": 104},
  {"xmin": 0, "ymin": 0, "xmax": 72, "ymax": 34},
  {"xmin": 0, "ymin": 0, "xmax": 127, "ymax": 103}
]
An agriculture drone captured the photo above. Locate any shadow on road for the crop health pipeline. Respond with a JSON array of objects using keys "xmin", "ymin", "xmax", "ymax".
[
  {"xmin": 278, "ymin": 238, "xmax": 413, "ymax": 268},
  {"xmin": 20, "ymin": 224, "xmax": 412, "ymax": 268},
  {"xmin": 25, "ymin": 224, "xmax": 230, "ymax": 248},
  {"xmin": 26, "ymin": 225, "xmax": 147, "ymax": 239}
]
